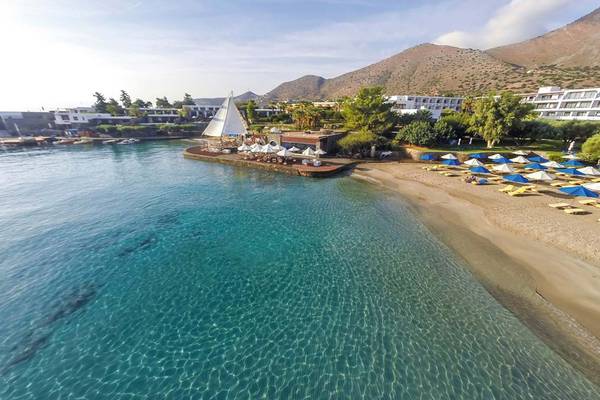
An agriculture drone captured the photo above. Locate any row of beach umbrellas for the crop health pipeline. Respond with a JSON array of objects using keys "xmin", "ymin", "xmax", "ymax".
[{"xmin": 238, "ymin": 143, "xmax": 326, "ymax": 157}]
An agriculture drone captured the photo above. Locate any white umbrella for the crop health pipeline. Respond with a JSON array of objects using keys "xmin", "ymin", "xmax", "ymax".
[
  {"xmin": 276, "ymin": 148, "xmax": 291, "ymax": 157},
  {"xmin": 513, "ymin": 150, "xmax": 528, "ymax": 156},
  {"xmin": 251, "ymin": 145, "xmax": 263, "ymax": 153},
  {"xmin": 492, "ymin": 163, "xmax": 515, "ymax": 174},
  {"xmin": 315, "ymin": 149, "xmax": 327, "ymax": 156},
  {"xmin": 541, "ymin": 161, "xmax": 564, "ymax": 169},
  {"xmin": 562, "ymin": 154, "xmax": 580, "ymax": 160},
  {"xmin": 441, "ymin": 153, "xmax": 457, "ymax": 160},
  {"xmin": 270, "ymin": 127, "xmax": 282, "ymax": 134},
  {"xmin": 583, "ymin": 183, "xmax": 600, "ymax": 192},
  {"xmin": 577, "ymin": 166, "xmax": 600, "ymax": 176},
  {"xmin": 510, "ymin": 156, "xmax": 529, "ymax": 164},
  {"xmin": 237, "ymin": 144, "xmax": 251, "ymax": 152},
  {"xmin": 262, "ymin": 144, "xmax": 277, "ymax": 153},
  {"xmin": 250, "ymin": 143, "xmax": 261, "ymax": 150},
  {"xmin": 488, "ymin": 153, "xmax": 504, "ymax": 160},
  {"xmin": 464, "ymin": 158, "xmax": 484, "ymax": 167},
  {"xmin": 272, "ymin": 145, "xmax": 284, "ymax": 151},
  {"xmin": 525, "ymin": 171, "xmax": 554, "ymax": 182},
  {"xmin": 289, "ymin": 146, "xmax": 300, "ymax": 152},
  {"xmin": 302, "ymin": 147, "xmax": 316, "ymax": 156}
]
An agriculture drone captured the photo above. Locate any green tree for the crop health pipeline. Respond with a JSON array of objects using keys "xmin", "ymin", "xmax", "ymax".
[
  {"xmin": 132, "ymin": 98, "xmax": 151, "ymax": 108},
  {"xmin": 93, "ymin": 92, "xmax": 108, "ymax": 113},
  {"xmin": 338, "ymin": 130, "xmax": 380, "ymax": 153},
  {"xmin": 120, "ymin": 90, "xmax": 132, "ymax": 108},
  {"xmin": 439, "ymin": 110, "xmax": 470, "ymax": 138},
  {"xmin": 246, "ymin": 100, "xmax": 257, "ymax": 124},
  {"xmin": 433, "ymin": 119, "xmax": 456, "ymax": 142},
  {"xmin": 581, "ymin": 133, "xmax": 600, "ymax": 162},
  {"xmin": 468, "ymin": 92, "xmax": 534, "ymax": 148},
  {"xmin": 291, "ymin": 103, "xmax": 322, "ymax": 130},
  {"xmin": 172, "ymin": 101, "xmax": 183, "ymax": 109},
  {"xmin": 394, "ymin": 121, "xmax": 437, "ymax": 146},
  {"xmin": 128, "ymin": 106, "xmax": 145, "ymax": 118},
  {"xmin": 178, "ymin": 107, "xmax": 191, "ymax": 120},
  {"xmin": 106, "ymin": 98, "xmax": 124, "ymax": 116},
  {"xmin": 341, "ymin": 87, "xmax": 395, "ymax": 138},
  {"xmin": 548, "ymin": 120, "xmax": 600, "ymax": 147},
  {"xmin": 182, "ymin": 93, "xmax": 195, "ymax": 106},
  {"xmin": 155, "ymin": 97, "xmax": 172, "ymax": 108}
]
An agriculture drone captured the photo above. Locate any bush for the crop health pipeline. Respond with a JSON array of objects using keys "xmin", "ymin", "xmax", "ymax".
[
  {"xmin": 433, "ymin": 119, "xmax": 456, "ymax": 141},
  {"xmin": 581, "ymin": 133, "xmax": 600, "ymax": 162},
  {"xmin": 338, "ymin": 130, "xmax": 379, "ymax": 153},
  {"xmin": 394, "ymin": 121, "xmax": 437, "ymax": 146},
  {"xmin": 95, "ymin": 124, "xmax": 117, "ymax": 134}
]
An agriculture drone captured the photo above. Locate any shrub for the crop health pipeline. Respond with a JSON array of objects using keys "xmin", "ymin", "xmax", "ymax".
[
  {"xmin": 433, "ymin": 119, "xmax": 456, "ymax": 141},
  {"xmin": 581, "ymin": 133, "xmax": 600, "ymax": 162},
  {"xmin": 338, "ymin": 130, "xmax": 379, "ymax": 153},
  {"xmin": 95, "ymin": 124, "xmax": 117, "ymax": 134},
  {"xmin": 394, "ymin": 121, "xmax": 437, "ymax": 146}
]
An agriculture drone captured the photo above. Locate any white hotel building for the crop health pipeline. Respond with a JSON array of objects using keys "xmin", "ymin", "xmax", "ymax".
[
  {"xmin": 522, "ymin": 86, "xmax": 600, "ymax": 121},
  {"xmin": 386, "ymin": 95, "xmax": 464, "ymax": 120}
]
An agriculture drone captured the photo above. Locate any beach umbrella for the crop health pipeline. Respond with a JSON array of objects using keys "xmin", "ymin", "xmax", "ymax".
[
  {"xmin": 441, "ymin": 153, "xmax": 458, "ymax": 160},
  {"xmin": 464, "ymin": 158, "xmax": 484, "ymax": 167},
  {"xmin": 541, "ymin": 161, "xmax": 564, "ymax": 169},
  {"xmin": 577, "ymin": 166, "xmax": 600, "ymax": 176},
  {"xmin": 525, "ymin": 171, "xmax": 554, "ymax": 182},
  {"xmin": 272, "ymin": 145, "xmax": 285, "ymax": 151},
  {"xmin": 503, "ymin": 174, "xmax": 529, "ymax": 184},
  {"xmin": 289, "ymin": 146, "xmax": 300, "ymax": 152},
  {"xmin": 583, "ymin": 182, "xmax": 600, "ymax": 192},
  {"xmin": 562, "ymin": 154, "xmax": 580, "ymax": 160},
  {"xmin": 513, "ymin": 150, "xmax": 529, "ymax": 156},
  {"xmin": 492, "ymin": 157, "xmax": 512, "ymax": 164},
  {"xmin": 492, "ymin": 163, "xmax": 515, "ymax": 174},
  {"xmin": 262, "ymin": 144, "xmax": 277, "ymax": 153},
  {"xmin": 557, "ymin": 168, "xmax": 585, "ymax": 176},
  {"xmin": 488, "ymin": 153, "xmax": 504, "ymax": 160},
  {"xmin": 524, "ymin": 162, "xmax": 547, "ymax": 170},
  {"xmin": 251, "ymin": 145, "xmax": 264, "ymax": 153},
  {"xmin": 237, "ymin": 144, "xmax": 251, "ymax": 152},
  {"xmin": 442, "ymin": 159, "xmax": 461, "ymax": 166},
  {"xmin": 563, "ymin": 159, "xmax": 585, "ymax": 167},
  {"xmin": 510, "ymin": 156, "xmax": 529, "ymax": 164},
  {"xmin": 528, "ymin": 155, "xmax": 548, "ymax": 163},
  {"xmin": 315, "ymin": 149, "xmax": 327, "ymax": 156},
  {"xmin": 420, "ymin": 154, "xmax": 437, "ymax": 161},
  {"xmin": 559, "ymin": 185, "xmax": 599, "ymax": 198},
  {"xmin": 469, "ymin": 153, "xmax": 487, "ymax": 159},
  {"xmin": 276, "ymin": 148, "xmax": 292, "ymax": 157},
  {"xmin": 470, "ymin": 166, "xmax": 491, "ymax": 174},
  {"xmin": 302, "ymin": 147, "xmax": 316, "ymax": 156}
]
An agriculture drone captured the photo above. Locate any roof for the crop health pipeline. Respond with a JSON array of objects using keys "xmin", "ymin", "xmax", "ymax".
[{"xmin": 202, "ymin": 94, "xmax": 247, "ymax": 137}]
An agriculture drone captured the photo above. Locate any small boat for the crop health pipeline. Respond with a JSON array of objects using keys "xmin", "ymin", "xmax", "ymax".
[
  {"xmin": 117, "ymin": 139, "xmax": 136, "ymax": 145},
  {"xmin": 102, "ymin": 139, "xmax": 120, "ymax": 144},
  {"xmin": 73, "ymin": 138, "xmax": 93, "ymax": 145},
  {"xmin": 55, "ymin": 139, "xmax": 77, "ymax": 145}
]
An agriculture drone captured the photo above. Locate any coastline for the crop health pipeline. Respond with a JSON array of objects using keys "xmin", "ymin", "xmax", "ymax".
[{"xmin": 351, "ymin": 162, "xmax": 600, "ymax": 384}]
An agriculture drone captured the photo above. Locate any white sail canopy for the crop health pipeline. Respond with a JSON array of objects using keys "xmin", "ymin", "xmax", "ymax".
[{"xmin": 203, "ymin": 93, "xmax": 248, "ymax": 137}]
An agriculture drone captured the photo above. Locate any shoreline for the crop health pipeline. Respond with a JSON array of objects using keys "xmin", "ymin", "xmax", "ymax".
[{"xmin": 351, "ymin": 162, "xmax": 600, "ymax": 385}]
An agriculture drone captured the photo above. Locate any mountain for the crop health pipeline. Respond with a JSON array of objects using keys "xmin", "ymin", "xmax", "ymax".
[
  {"xmin": 193, "ymin": 91, "xmax": 259, "ymax": 105},
  {"xmin": 263, "ymin": 7, "xmax": 600, "ymax": 100},
  {"xmin": 487, "ymin": 8, "xmax": 600, "ymax": 67}
]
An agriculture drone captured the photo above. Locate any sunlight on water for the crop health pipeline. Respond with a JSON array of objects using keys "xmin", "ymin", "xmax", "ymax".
[{"xmin": 0, "ymin": 142, "xmax": 599, "ymax": 399}]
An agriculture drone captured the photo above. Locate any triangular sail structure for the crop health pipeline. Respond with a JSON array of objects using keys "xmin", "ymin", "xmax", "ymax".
[{"xmin": 202, "ymin": 93, "xmax": 247, "ymax": 138}]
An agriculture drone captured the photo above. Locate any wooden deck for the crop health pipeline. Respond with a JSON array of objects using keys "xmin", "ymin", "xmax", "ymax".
[{"xmin": 183, "ymin": 146, "xmax": 355, "ymax": 178}]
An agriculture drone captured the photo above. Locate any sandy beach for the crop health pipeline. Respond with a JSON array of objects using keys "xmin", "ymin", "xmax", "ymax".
[{"xmin": 351, "ymin": 162, "xmax": 600, "ymax": 382}]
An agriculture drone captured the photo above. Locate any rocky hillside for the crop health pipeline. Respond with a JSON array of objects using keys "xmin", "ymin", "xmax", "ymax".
[
  {"xmin": 193, "ymin": 91, "xmax": 259, "ymax": 106},
  {"xmin": 487, "ymin": 7, "xmax": 600, "ymax": 67},
  {"xmin": 263, "ymin": 7, "xmax": 600, "ymax": 100}
]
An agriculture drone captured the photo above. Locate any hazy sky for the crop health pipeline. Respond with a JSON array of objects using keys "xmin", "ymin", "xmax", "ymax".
[{"xmin": 1, "ymin": 0, "xmax": 597, "ymax": 110}]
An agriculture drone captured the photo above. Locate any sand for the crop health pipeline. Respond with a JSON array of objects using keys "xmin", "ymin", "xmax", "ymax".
[{"xmin": 351, "ymin": 162, "xmax": 600, "ymax": 383}]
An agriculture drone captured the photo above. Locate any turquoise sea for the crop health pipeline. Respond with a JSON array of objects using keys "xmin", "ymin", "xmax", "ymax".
[{"xmin": 0, "ymin": 142, "xmax": 599, "ymax": 399}]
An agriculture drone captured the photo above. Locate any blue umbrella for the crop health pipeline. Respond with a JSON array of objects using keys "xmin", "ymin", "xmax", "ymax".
[
  {"xmin": 524, "ymin": 162, "xmax": 547, "ymax": 170},
  {"xmin": 442, "ymin": 159, "xmax": 461, "ymax": 166},
  {"xmin": 557, "ymin": 168, "xmax": 584, "ymax": 176},
  {"xmin": 559, "ymin": 185, "xmax": 599, "ymax": 198},
  {"xmin": 528, "ymin": 156, "xmax": 548, "ymax": 163},
  {"xmin": 563, "ymin": 159, "xmax": 585, "ymax": 167},
  {"xmin": 470, "ymin": 153, "xmax": 487, "ymax": 159},
  {"xmin": 421, "ymin": 154, "xmax": 437, "ymax": 161},
  {"xmin": 504, "ymin": 174, "xmax": 529, "ymax": 184},
  {"xmin": 492, "ymin": 157, "xmax": 513, "ymax": 164},
  {"xmin": 470, "ymin": 166, "xmax": 491, "ymax": 174}
]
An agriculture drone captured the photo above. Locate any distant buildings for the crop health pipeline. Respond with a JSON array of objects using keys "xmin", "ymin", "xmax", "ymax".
[
  {"xmin": 386, "ymin": 95, "xmax": 464, "ymax": 120},
  {"xmin": 183, "ymin": 104, "xmax": 221, "ymax": 119},
  {"xmin": 53, "ymin": 107, "xmax": 132, "ymax": 128},
  {"xmin": 522, "ymin": 86, "xmax": 600, "ymax": 121},
  {"xmin": 0, "ymin": 111, "xmax": 55, "ymax": 136}
]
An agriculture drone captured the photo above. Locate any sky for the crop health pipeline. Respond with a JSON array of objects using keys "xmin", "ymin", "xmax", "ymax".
[{"xmin": 1, "ymin": 0, "xmax": 598, "ymax": 110}]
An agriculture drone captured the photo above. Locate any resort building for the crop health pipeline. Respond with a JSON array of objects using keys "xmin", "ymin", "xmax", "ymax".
[
  {"xmin": 182, "ymin": 104, "xmax": 221, "ymax": 119},
  {"xmin": 386, "ymin": 95, "xmax": 464, "ymax": 120},
  {"xmin": 53, "ymin": 108, "xmax": 131, "ymax": 127},
  {"xmin": 0, "ymin": 111, "xmax": 55, "ymax": 136},
  {"xmin": 522, "ymin": 86, "xmax": 600, "ymax": 121},
  {"xmin": 278, "ymin": 130, "xmax": 346, "ymax": 153},
  {"xmin": 135, "ymin": 107, "xmax": 180, "ymax": 124}
]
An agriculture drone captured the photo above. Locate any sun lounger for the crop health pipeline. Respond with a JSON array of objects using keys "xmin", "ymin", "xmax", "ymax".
[
  {"xmin": 579, "ymin": 199, "xmax": 598, "ymax": 206},
  {"xmin": 564, "ymin": 208, "xmax": 587, "ymax": 215},
  {"xmin": 499, "ymin": 185, "xmax": 516, "ymax": 193},
  {"xmin": 550, "ymin": 182, "xmax": 568, "ymax": 187},
  {"xmin": 549, "ymin": 203, "xmax": 572, "ymax": 209},
  {"xmin": 508, "ymin": 187, "xmax": 529, "ymax": 196},
  {"xmin": 568, "ymin": 180, "xmax": 585, "ymax": 185}
]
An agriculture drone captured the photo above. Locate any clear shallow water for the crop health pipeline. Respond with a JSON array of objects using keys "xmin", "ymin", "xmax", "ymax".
[{"xmin": 0, "ymin": 142, "xmax": 599, "ymax": 399}]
